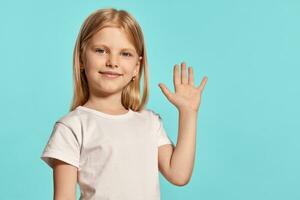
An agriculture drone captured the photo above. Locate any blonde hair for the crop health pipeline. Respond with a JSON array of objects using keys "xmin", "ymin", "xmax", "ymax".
[{"xmin": 70, "ymin": 8, "xmax": 149, "ymax": 112}]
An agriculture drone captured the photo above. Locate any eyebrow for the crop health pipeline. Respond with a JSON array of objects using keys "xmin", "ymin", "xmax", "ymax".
[{"xmin": 91, "ymin": 43, "xmax": 136, "ymax": 52}]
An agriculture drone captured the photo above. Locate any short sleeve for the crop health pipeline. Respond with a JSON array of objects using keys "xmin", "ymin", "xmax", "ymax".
[
  {"xmin": 40, "ymin": 122, "xmax": 80, "ymax": 169},
  {"xmin": 151, "ymin": 110, "xmax": 174, "ymax": 147}
]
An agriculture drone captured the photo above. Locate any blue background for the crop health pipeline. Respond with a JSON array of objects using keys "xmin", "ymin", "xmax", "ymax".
[{"xmin": 0, "ymin": 0, "xmax": 299, "ymax": 199}]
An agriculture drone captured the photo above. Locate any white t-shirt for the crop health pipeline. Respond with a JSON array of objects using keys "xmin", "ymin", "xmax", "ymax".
[{"xmin": 40, "ymin": 106, "xmax": 174, "ymax": 200}]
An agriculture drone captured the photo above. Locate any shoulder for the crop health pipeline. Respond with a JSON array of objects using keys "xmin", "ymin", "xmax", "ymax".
[
  {"xmin": 55, "ymin": 109, "xmax": 81, "ymax": 133},
  {"xmin": 136, "ymin": 108, "xmax": 163, "ymax": 122}
]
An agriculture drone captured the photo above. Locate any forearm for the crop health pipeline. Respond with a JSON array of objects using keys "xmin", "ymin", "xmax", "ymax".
[
  {"xmin": 54, "ymin": 198, "xmax": 75, "ymax": 200},
  {"xmin": 170, "ymin": 108, "xmax": 198, "ymax": 184}
]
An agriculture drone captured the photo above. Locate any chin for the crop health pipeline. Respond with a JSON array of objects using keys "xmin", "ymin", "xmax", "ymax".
[{"xmin": 99, "ymin": 86, "xmax": 125, "ymax": 95}]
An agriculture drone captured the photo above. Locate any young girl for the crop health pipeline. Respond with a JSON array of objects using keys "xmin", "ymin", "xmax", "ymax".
[{"xmin": 41, "ymin": 7, "xmax": 208, "ymax": 200}]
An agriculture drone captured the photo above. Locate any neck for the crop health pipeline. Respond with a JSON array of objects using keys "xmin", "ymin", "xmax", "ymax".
[{"xmin": 83, "ymin": 90, "xmax": 128, "ymax": 115}]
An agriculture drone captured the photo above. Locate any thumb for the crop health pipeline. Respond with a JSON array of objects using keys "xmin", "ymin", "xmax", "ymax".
[{"xmin": 158, "ymin": 83, "xmax": 173, "ymax": 102}]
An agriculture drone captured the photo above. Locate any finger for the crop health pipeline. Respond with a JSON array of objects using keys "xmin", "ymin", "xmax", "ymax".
[
  {"xmin": 188, "ymin": 66, "xmax": 194, "ymax": 85},
  {"xmin": 181, "ymin": 62, "xmax": 188, "ymax": 84},
  {"xmin": 197, "ymin": 76, "xmax": 208, "ymax": 93},
  {"xmin": 173, "ymin": 64, "xmax": 180, "ymax": 87},
  {"xmin": 158, "ymin": 83, "xmax": 173, "ymax": 102}
]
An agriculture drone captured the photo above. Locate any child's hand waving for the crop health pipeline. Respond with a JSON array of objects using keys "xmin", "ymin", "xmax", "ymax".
[{"xmin": 158, "ymin": 62, "xmax": 208, "ymax": 113}]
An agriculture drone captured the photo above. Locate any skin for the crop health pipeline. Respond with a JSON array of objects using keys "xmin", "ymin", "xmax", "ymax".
[
  {"xmin": 52, "ymin": 26, "xmax": 208, "ymax": 199},
  {"xmin": 81, "ymin": 26, "xmax": 142, "ymax": 114},
  {"xmin": 158, "ymin": 63, "xmax": 208, "ymax": 186},
  {"xmin": 53, "ymin": 159, "xmax": 77, "ymax": 200}
]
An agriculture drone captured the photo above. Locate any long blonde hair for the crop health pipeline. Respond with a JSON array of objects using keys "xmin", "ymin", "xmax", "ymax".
[{"xmin": 70, "ymin": 8, "xmax": 149, "ymax": 112}]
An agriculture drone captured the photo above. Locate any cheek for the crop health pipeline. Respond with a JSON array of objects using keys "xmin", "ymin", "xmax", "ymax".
[
  {"xmin": 122, "ymin": 66, "xmax": 136, "ymax": 76},
  {"xmin": 120, "ymin": 60, "xmax": 138, "ymax": 73},
  {"xmin": 86, "ymin": 54, "xmax": 106, "ymax": 67}
]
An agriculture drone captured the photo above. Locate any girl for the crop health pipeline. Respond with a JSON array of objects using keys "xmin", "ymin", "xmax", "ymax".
[{"xmin": 41, "ymin": 7, "xmax": 208, "ymax": 200}]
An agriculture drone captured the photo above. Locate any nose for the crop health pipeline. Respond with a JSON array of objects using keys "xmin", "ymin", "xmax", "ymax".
[{"xmin": 106, "ymin": 53, "xmax": 119, "ymax": 68}]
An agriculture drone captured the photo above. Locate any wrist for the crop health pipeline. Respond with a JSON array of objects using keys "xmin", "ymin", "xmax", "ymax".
[{"xmin": 178, "ymin": 107, "xmax": 198, "ymax": 115}]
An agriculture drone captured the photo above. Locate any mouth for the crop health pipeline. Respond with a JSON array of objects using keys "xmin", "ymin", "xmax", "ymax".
[{"xmin": 99, "ymin": 71, "xmax": 123, "ymax": 78}]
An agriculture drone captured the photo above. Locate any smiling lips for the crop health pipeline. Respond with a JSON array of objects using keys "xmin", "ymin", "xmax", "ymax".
[{"xmin": 99, "ymin": 71, "xmax": 122, "ymax": 78}]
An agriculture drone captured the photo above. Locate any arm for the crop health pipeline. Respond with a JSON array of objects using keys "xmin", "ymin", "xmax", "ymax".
[
  {"xmin": 158, "ymin": 109, "xmax": 197, "ymax": 186},
  {"xmin": 52, "ymin": 159, "xmax": 78, "ymax": 200},
  {"xmin": 158, "ymin": 62, "xmax": 208, "ymax": 186}
]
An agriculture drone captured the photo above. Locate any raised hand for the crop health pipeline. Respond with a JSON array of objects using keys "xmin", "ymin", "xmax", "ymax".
[{"xmin": 158, "ymin": 62, "xmax": 208, "ymax": 113}]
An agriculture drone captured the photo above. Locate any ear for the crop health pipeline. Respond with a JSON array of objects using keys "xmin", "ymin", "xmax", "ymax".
[
  {"xmin": 134, "ymin": 56, "xmax": 143, "ymax": 76},
  {"xmin": 80, "ymin": 64, "xmax": 85, "ymax": 71}
]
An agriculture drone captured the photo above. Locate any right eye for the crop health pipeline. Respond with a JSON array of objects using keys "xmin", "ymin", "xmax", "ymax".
[{"xmin": 95, "ymin": 48, "xmax": 106, "ymax": 54}]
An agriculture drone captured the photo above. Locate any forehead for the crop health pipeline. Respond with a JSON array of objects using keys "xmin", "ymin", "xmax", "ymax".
[{"xmin": 89, "ymin": 27, "xmax": 135, "ymax": 50}]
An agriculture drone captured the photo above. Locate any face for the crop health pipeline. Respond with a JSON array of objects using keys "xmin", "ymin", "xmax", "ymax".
[{"xmin": 82, "ymin": 27, "xmax": 142, "ymax": 96}]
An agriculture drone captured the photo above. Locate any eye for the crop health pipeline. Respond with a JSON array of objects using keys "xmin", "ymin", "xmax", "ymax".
[
  {"xmin": 95, "ymin": 48, "xmax": 106, "ymax": 54},
  {"xmin": 121, "ymin": 52, "xmax": 132, "ymax": 57}
]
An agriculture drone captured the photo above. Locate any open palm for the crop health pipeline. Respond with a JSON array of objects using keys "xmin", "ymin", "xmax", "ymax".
[{"xmin": 158, "ymin": 62, "xmax": 208, "ymax": 112}]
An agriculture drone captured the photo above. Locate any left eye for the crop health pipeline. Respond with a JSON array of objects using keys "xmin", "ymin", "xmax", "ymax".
[{"xmin": 122, "ymin": 52, "xmax": 132, "ymax": 57}]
